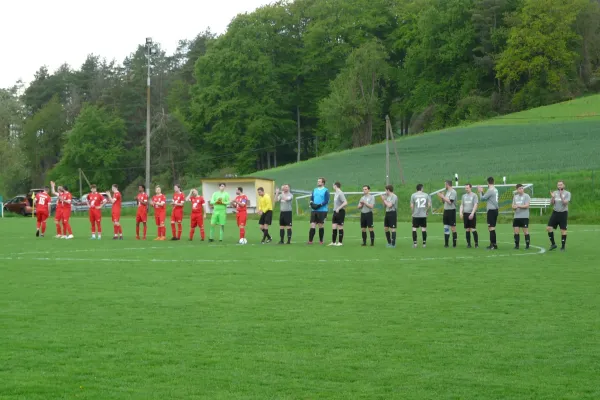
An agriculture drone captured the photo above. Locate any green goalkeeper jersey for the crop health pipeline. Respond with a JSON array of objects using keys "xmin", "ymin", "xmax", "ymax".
[{"xmin": 210, "ymin": 191, "xmax": 230, "ymax": 212}]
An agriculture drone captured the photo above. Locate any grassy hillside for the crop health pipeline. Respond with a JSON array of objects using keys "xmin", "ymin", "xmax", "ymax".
[{"xmin": 252, "ymin": 95, "xmax": 600, "ymax": 190}]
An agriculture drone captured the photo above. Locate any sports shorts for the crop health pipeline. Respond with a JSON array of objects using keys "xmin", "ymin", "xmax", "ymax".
[
  {"xmin": 331, "ymin": 209, "xmax": 345, "ymax": 226},
  {"xmin": 463, "ymin": 213, "xmax": 477, "ymax": 229},
  {"xmin": 412, "ymin": 217, "xmax": 427, "ymax": 228},
  {"xmin": 136, "ymin": 211, "xmax": 147, "ymax": 223},
  {"xmin": 443, "ymin": 209, "xmax": 457, "ymax": 226},
  {"xmin": 487, "ymin": 209, "xmax": 499, "ymax": 228},
  {"xmin": 547, "ymin": 211, "xmax": 568, "ymax": 230},
  {"xmin": 190, "ymin": 214, "xmax": 204, "ymax": 228},
  {"xmin": 512, "ymin": 218, "xmax": 529, "ymax": 228},
  {"xmin": 279, "ymin": 211, "xmax": 292, "ymax": 227},
  {"xmin": 259, "ymin": 210, "xmax": 273, "ymax": 225},
  {"xmin": 211, "ymin": 211, "xmax": 226, "ymax": 225},
  {"xmin": 384, "ymin": 211, "xmax": 397, "ymax": 228},
  {"xmin": 236, "ymin": 212, "xmax": 247, "ymax": 227},
  {"xmin": 360, "ymin": 212, "xmax": 374, "ymax": 228},
  {"xmin": 171, "ymin": 208, "xmax": 183, "ymax": 223},
  {"xmin": 310, "ymin": 211, "xmax": 327, "ymax": 225}
]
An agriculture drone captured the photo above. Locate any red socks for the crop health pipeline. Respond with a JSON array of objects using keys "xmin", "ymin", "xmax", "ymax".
[{"xmin": 240, "ymin": 227, "xmax": 246, "ymax": 239}]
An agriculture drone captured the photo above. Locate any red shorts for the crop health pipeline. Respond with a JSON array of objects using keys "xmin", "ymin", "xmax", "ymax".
[
  {"xmin": 89, "ymin": 209, "xmax": 101, "ymax": 222},
  {"xmin": 62, "ymin": 209, "xmax": 71, "ymax": 221},
  {"xmin": 36, "ymin": 210, "xmax": 49, "ymax": 223},
  {"xmin": 190, "ymin": 213, "xmax": 204, "ymax": 228},
  {"xmin": 55, "ymin": 208, "xmax": 63, "ymax": 221},
  {"xmin": 112, "ymin": 209, "xmax": 121, "ymax": 223},
  {"xmin": 136, "ymin": 211, "xmax": 147, "ymax": 223},
  {"xmin": 171, "ymin": 208, "xmax": 183, "ymax": 223},
  {"xmin": 155, "ymin": 211, "xmax": 166, "ymax": 226},
  {"xmin": 236, "ymin": 212, "xmax": 247, "ymax": 226}
]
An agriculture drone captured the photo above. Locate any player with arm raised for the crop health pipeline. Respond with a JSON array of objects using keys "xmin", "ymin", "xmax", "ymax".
[
  {"xmin": 187, "ymin": 188, "xmax": 205, "ymax": 241},
  {"xmin": 170, "ymin": 184, "xmax": 185, "ymax": 241},
  {"xmin": 410, "ymin": 184, "xmax": 431, "ymax": 248},
  {"xmin": 329, "ymin": 182, "xmax": 347, "ymax": 246},
  {"xmin": 275, "ymin": 184, "xmax": 293, "ymax": 244},
  {"xmin": 381, "ymin": 185, "xmax": 398, "ymax": 248},
  {"xmin": 232, "ymin": 187, "xmax": 249, "ymax": 243},
  {"xmin": 358, "ymin": 185, "xmax": 375, "ymax": 246},
  {"xmin": 478, "ymin": 177, "xmax": 499, "ymax": 250},
  {"xmin": 512, "ymin": 184, "xmax": 531, "ymax": 250},
  {"xmin": 151, "ymin": 186, "xmax": 167, "ymax": 240},
  {"xmin": 547, "ymin": 180, "xmax": 571, "ymax": 252},
  {"xmin": 135, "ymin": 185, "xmax": 148, "ymax": 240},
  {"xmin": 437, "ymin": 180, "xmax": 458, "ymax": 248},
  {"xmin": 308, "ymin": 177, "xmax": 330, "ymax": 245},
  {"xmin": 459, "ymin": 184, "xmax": 479, "ymax": 248},
  {"xmin": 33, "ymin": 187, "xmax": 51, "ymax": 238},
  {"xmin": 105, "ymin": 184, "xmax": 123, "ymax": 240},
  {"xmin": 87, "ymin": 184, "xmax": 105, "ymax": 239},
  {"xmin": 257, "ymin": 187, "xmax": 273, "ymax": 244},
  {"xmin": 60, "ymin": 186, "xmax": 74, "ymax": 239},
  {"xmin": 209, "ymin": 183, "xmax": 230, "ymax": 242},
  {"xmin": 50, "ymin": 182, "xmax": 64, "ymax": 238}
]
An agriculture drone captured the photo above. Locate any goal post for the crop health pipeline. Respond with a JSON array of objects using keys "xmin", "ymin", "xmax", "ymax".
[
  {"xmin": 429, "ymin": 183, "xmax": 534, "ymax": 215},
  {"xmin": 295, "ymin": 192, "xmax": 386, "ymax": 217}
]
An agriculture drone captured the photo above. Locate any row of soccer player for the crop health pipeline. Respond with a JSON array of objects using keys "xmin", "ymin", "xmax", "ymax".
[{"xmin": 32, "ymin": 177, "xmax": 571, "ymax": 250}]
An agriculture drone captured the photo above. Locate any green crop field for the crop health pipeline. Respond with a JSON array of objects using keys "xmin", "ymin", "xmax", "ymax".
[
  {"xmin": 1, "ymin": 217, "xmax": 600, "ymax": 399},
  {"xmin": 253, "ymin": 95, "xmax": 600, "ymax": 191}
]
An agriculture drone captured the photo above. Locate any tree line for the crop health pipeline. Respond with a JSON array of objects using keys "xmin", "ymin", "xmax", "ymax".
[{"xmin": 1, "ymin": 0, "xmax": 599, "ymax": 196}]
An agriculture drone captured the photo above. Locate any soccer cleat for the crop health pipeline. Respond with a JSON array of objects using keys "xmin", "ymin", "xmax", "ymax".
[
  {"xmin": 278, "ymin": 241, "xmax": 285, "ymax": 245},
  {"xmin": 467, "ymin": 244, "xmax": 472, "ymax": 249},
  {"xmin": 136, "ymin": 236, "xmax": 140, "ymax": 240},
  {"xmin": 513, "ymin": 246, "xmax": 519, "ymax": 250},
  {"xmin": 422, "ymin": 244, "xmax": 427, "ymax": 248},
  {"xmin": 549, "ymin": 244, "xmax": 558, "ymax": 251},
  {"xmin": 335, "ymin": 242, "xmax": 343, "ymax": 247},
  {"xmin": 327, "ymin": 242, "xmax": 336, "ymax": 246},
  {"xmin": 319, "ymin": 241, "xmax": 324, "ymax": 245},
  {"xmin": 90, "ymin": 236, "xmax": 96, "ymax": 240},
  {"xmin": 36, "ymin": 230, "xmax": 40, "ymax": 237},
  {"xmin": 486, "ymin": 245, "xmax": 494, "ymax": 250},
  {"xmin": 560, "ymin": 248, "xmax": 566, "ymax": 252},
  {"xmin": 171, "ymin": 237, "xmax": 178, "ymax": 241},
  {"xmin": 370, "ymin": 243, "xmax": 375, "ymax": 247},
  {"xmin": 40, "ymin": 234, "xmax": 44, "ymax": 237},
  {"xmin": 474, "ymin": 244, "xmax": 479, "ymax": 248},
  {"xmin": 444, "ymin": 245, "xmax": 449, "ymax": 248},
  {"xmin": 386, "ymin": 244, "xmax": 392, "ymax": 248},
  {"xmin": 361, "ymin": 243, "xmax": 367, "ymax": 247},
  {"xmin": 266, "ymin": 238, "xmax": 272, "ymax": 244},
  {"xmin": 525, "ymin": 246, "xmax": 530, "ymax": 250},
  {"xmin": 67, "ymin": 235, "xmax": 74, "ymax": 239},
  {"xmin": 413, "ymin": 243, "xmax": 417, "ymax": 248},
  {"xmin": 54, "ymin": 234, "xmax": 61, "ymax": 239},
  {"xmin": 453, "ymin": 244, "xmax": 457, "ymax": 248},
  {"xmin": 118, "ymin": 236, "xmax": 123, "ymax": 240},
  {"xmin": 154, "ymin": 237, "xmax": 161, "ymax": 241},
  {"xmin": 307, "ymin": 241, "xmax": 313, "ymax": 245},
  {"xmin": 113, "ymin": 236, "xmax": 118, "ymax": 240},
  {"xmin": 261, "ymin": 240, "xmax": 265, "ymax": 244}
]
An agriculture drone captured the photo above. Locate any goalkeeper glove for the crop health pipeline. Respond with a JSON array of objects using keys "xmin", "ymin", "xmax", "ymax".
[{"xmin": 310, "ymin": 202, "xmax": 321, "ymax": 210}]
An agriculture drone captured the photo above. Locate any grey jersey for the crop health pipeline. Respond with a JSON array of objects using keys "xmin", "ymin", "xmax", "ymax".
[
  {"xmin": 513, "ymin": 193, "xmax": 531, "ymax": 218},
  {"xmin": 410, "ymin": 192, "xmax": 430, "ymax": 218},
  {"xmin": 334, "ymin": 190, "xmax": 347, "ymax": 210},
  {"xmin": 461, "ymin": 192, "xmax": 478, "ymax": 214},
  {"xmin": 443, "ymin": 189, "xmax": 457, "ymax": 210},
  {"xmin": 278, "ymin": 192, "xmax": 293, "ymax": 212},
  {"xmin": 384, "ymin": 193, "xmax": 398, "ymax": 212},
  {"xmin": 359, "ymin": 194, "xmax": 374, "ymax": 213},
  {"xmin": 481, "ymin": 187, "xmax": 499, "ymax": 210},
  {"xmin": 552, "ymin": 190, "xmax": 571, "ymax": 212}
]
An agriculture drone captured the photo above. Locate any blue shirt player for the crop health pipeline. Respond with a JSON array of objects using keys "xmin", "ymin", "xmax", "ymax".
[{"xmin": 308, "ymin": 177, "xmax": 330, "ymax": 244}]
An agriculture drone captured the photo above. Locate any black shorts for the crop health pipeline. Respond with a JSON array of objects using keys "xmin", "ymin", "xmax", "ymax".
[
  {"xmin": 259, "ymin": 210, "xmax": 273, "ymax": 225},
  {"xmin": 487, "ymin": 209, "xmax": 499, "ymax": 227},
  {"xmin": 310, "ymin": 211, "xmax": 327, "ymax": 224},
  {"xmin": 443, "ymin": 210, "xmax": 456, "ymax": 226},
  {"xmin": 384, "ymin": 211, "xmax": 397, "ymax": 228},
  {"xmin": 360, "ymin": 212, "xmax": 374, "ymax": 228},
  {"xmin": 548, "ymin": 211, "xmax": 568, "ymax": 230},
  {"xmin": 279, "ymin": 211, "xmax": 292, "ymax": 227},
  {"xmin": 412, "ymin": 217, "xmax": 427, "ymax": 228},
  {"xmin": 331, "ymin": 209, "xmax": 346, "ymax": 225},
  {"xmin": 512, "ymin": 218, "xmax": 529, "ymax": 228},
  {"xmin": 463, "ymin": 213, "xmax": 477, "ymax": 229}
]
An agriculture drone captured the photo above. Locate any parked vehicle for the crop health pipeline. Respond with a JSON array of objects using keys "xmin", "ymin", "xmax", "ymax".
[{"xmin": 3, "ymin": 195, "xmax": 33, "ymax": 216}]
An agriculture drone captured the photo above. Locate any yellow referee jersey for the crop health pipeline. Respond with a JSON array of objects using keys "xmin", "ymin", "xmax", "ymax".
[{"xmin": 258, "ymin": 194, "xmax": 273, "ymax": 213}]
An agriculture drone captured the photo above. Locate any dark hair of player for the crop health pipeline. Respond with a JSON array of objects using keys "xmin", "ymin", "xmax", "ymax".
[
  {"xmin": 363, "ymin": 185, "xmax": 370, "ymax": 190},
  {"xmin": 487, "ymin": 177, "xmax": 494, "ymax": 184},
  {"xmin": 237, "ymin": 187, "xmax": 243, "ymax": 192},
  {"xmin": 90, "ymin": 184, "xmax": 97, "ymax": 189},
  {"xmin": 516, "ymin": 183, "xmax": 523, "ymax": 189},
  {"xmin": 385, "ymin": 185, "xmax": 393, "ymax": 192},
  {"xmin": 174, "ymin": 184, "xmax": 181, "ymax": 190},
  {"xmin": 445, "ymin": 180, "xmax": 452, "ymax": 187},
  {"xmin": 44, "ymin": 186, "xmax": 50, "ymax": 191},
  {"xmin": 139, "ymin": 184, "xmax": 146, "ymax": 191},
  {"xmin": 219, "ymin": 182, "xmax": 226, "ymax": 187},
  {"xmin": 112, "ymin": 184, "xmax": 118, "ymax": 189},
  {"xmin": 257, "ymin": 187, "xmax": 264, "ymax": 192},
  {"xmin": 558, "ymin": 180, "xmax": 565, "ymax": 185},
  {"xmin": 465, "ymin": 183, "xmax": 472, "ymax": 188},
  {"xmin": 319, "ymin": 177, "xmax": 326, "ymax": 184},
  {"xmin": 63, "ymin": 185, "xmax": 69, "ymax": 191},
  {"xmin": 416, "ymin": 183, "xmax": 423, "ymax": 191},
  {"xmin": 334, "ymin": 182, "xmax": 341, "ymax": 189}
]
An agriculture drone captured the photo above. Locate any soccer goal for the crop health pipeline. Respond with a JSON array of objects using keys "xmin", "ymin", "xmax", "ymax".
[
  {"xmin": 429, "ymin": 184, "xmax": 534, "ymax": 215},
  {"xmin": 295, "ymin": 192, "xmax": 386, "ymax": 217}
]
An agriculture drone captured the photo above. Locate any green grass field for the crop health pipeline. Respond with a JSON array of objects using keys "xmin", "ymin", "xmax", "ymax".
[{"xmin": 2, "ymin": 216, "xmax": 600, "ymax": 399}]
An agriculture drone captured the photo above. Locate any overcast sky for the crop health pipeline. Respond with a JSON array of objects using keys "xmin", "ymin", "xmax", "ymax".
[{"xmin": 0, "ymin": 0, "xmax": 271, "ymax": 89}]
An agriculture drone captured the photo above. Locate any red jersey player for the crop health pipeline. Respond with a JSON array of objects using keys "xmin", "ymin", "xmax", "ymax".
[
  {"xmin": 233, "ymin": 186, "xmax": 249, "ymax": 241},
  {"xmin": 34, "ymin": 187, "xmax": 51, "ymax": 237},
  {"xmin": 50, "ymin": 181, "xmax": 64, "ymax": 238},
  {"xmin": 136, "ymin": 184, "xmax": 149, "ymax": 240},
  {"xmin": 150, "ymin": 186, "xmax": 167, "ymax": 241},
  {"xmin": 170, "ymin": 184, "xmax": 185, "ymax": 240},
  {"xmin": 106, "ymin": 184, "xmax": 123, "ymax": 240},
  {"xmin": 87, "ymin": 184, "xmax": 106, "ymax": 239},
  {"xmin": 60, "ymin": 186, "xmax": 74, "ymax": 239},
  {"xmin": 186, "ymin": 188, "xmax": 205, "ymax": 241}
]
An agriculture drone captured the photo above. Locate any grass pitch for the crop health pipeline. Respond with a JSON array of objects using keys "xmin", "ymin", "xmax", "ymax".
[{"xmin": 1, "ymin": 216, "xmax": 599, "ymax": 399}]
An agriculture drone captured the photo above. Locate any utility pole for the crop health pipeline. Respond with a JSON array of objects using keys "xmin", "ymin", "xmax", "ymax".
[{"xmin": 145, "ymin": 37, "xmax": 156, "ymax": 195}]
